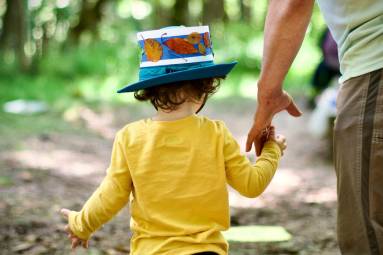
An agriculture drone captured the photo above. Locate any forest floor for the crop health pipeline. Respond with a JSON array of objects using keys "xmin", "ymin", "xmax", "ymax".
[{"xmin": 0, "ymin": 97, "xmax": 339, "ymax": 255}]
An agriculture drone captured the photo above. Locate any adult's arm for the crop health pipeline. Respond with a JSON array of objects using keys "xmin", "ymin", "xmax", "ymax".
[{"xmin": 246, "ymin": 0, "xmax": 314, "ymax": 155}]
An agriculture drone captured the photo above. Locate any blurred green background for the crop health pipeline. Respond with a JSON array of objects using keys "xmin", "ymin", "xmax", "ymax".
[{"xmin": 0, "ymin": 0, "xmax": 326, "ymax": 109}]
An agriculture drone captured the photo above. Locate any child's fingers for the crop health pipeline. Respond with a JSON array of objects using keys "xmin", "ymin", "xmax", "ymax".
[
  {"xmin": 71, "ymin": 238, "xmax": 80, "ymax": 250},
  {"xmin": 64, "ymin": 225, "xmax": 73, "ymax": 235},
  {"xmin": 71, "ymin": 239, "xmax": 76, "ymax": 249},
  {"xmin": 280, "ymin": 142, "xmax": 287, "ymax": 154},
  {"xmin": 64, "ymin": 224, "xmax": 87, "ymax": 249},
  {"xmin": 82, "ymin": 240, "xmax": 89, "ymax": 249},
  {"xmin": 268, "ymin": 126, "xmax": 275, "ymax": 138},
  {"xmin": 276, "ymin": 134, "xmax": 286, "ymax": 143},
  {"xmin": 60, "ymin": 208, "xmax": 71, "ymax": 219}
]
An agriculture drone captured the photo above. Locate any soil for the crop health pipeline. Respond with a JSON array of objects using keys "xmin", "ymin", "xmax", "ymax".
[{"xmin": 0, "ymin": 97, "xmax": 339, "ymax": 255}]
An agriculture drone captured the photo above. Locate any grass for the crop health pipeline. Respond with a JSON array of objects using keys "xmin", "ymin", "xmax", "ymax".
[{"xmin": 0, "ymin": 111, "xmax": 88, "ymax": 151}]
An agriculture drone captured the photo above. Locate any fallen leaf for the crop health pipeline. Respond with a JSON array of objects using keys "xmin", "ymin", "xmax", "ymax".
[
  {"xmin": 198, "ymin": 43, "xmax": 206, "ymax": 55},
  {"xmin": 164, "ymin": 38, "xmax": 198, "ymax": 54},
  {"xmin": 203, "ymin": 32, "xmax": 211, "ymax": 48},
  {"xmin": 114, "ymin": 244, "xmax": 130, "ymax": 252},
  {"xmin": 185, "ymin": 32, "xmax": 202, "ymax": 44},
  {"xmin": 105, "ymin": 248, "xmax": 118, "ymax": 255},
  {"xmin": 144, "ymin": 39, "xmax": 163, "ymax": 62},
  {"xmin": 29, "ymin": 246, "xmax": 49, "ymax": 255},
  {"xmin": 12, "ymin": 242, "xmax": 34, "ymax": 252},
  {"xmin": 17, "ymin": 171, "xmax": 33, "ymax": 182},
  {"xmin": 25, "ymin": 234, "xmax": 38, "ymax": 242}
]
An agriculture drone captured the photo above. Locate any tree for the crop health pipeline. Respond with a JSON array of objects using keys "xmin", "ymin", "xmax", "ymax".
[
  {"xmin": 202, "ymin": 0, "xmax": 226, "ymax": 24},
  {"xmin": 0, "ymin": 0, "xmax": 29, "ymax": 71},
  {"xmin": 70, "ymin": 0, "xmax": 108, "ymax": 43},
  {"xmin": 240, "ymin": 0, "xmax": 252, "ymax": 22},
  {"xmin": 171, "ymin": 0, "xmax": 189, "ymax": 25},
  {"xmin": 153, "ymin": 0, "xmax": 171, "ymax": 28}
]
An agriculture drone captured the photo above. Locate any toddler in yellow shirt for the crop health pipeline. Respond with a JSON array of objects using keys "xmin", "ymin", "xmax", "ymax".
[{"xmin": 60, "ymin": 26, "xmax": 286, "ymax": 255}]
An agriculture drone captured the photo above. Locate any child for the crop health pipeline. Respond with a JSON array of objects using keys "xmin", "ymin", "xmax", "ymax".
[{"xmin": 60, "ymin": 26, "xmax": 286, "ymax": 255}]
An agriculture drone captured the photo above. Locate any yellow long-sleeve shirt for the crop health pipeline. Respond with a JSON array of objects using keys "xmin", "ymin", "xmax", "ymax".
[{"xmin": 68, "ymin": 114, "xmax": 281, "ymax": 255}]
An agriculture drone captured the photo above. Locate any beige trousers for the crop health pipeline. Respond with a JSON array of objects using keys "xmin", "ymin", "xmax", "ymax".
[{"xmin": 334, "ymin": 68, "xmax": 383, "ymax": 255}]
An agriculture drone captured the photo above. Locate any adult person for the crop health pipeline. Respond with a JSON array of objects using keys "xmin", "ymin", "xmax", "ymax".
[{"xmin": 246, "ymin": 0, "xmax": 383, "ymax": 254}]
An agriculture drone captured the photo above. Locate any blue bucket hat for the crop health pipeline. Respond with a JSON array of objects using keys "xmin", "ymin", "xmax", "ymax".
[{"xmin": 117, "ymin": 26, "xmax": 237, "ymax": 93}]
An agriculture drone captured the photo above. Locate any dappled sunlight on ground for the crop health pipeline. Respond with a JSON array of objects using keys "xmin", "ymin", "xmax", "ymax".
[
  {"xmin": 4, "ymin": 149, "xmax": 106, "ymax": 177},
  {"xmin": 1, "ymin": 133, "xmax": 111, "ymax": 178},
  {"xmin": 229, "ymin": 167, "xmax": 336, "ymax": 208},
  {"xmin": 0, "ymin": 98, "xmax": 340, "ymax": 254}
]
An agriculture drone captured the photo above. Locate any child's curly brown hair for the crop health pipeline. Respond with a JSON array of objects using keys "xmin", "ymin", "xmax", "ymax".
[{"xmin": 134, "ymin": 77, "xmax": 224, "ymax": 111}]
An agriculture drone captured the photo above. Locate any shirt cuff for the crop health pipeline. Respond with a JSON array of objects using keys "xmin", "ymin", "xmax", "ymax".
[
  {"xmin": 263, "ymin": 140, "xmax": 282, "ymax": 158},
  {"xmin": 68, "ymin": 211, "xmax": 91, "ymax": 240}
]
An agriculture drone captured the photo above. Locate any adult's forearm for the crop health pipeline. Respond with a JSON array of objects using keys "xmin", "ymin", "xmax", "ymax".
[{"xmin": 258, "ymin": 0, "xmax": 314, "ymax": 95}]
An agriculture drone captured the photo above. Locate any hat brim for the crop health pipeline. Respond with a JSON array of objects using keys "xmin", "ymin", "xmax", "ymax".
[{"xmin": 117, "ymin": 61, "xmax": 237, "ymax": 93}]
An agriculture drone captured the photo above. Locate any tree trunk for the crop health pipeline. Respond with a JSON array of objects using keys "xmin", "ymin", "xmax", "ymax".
[
  {"xmin": 202, "ymin": 0, "xmax": 226, "ymax": 24},
  {"xmin": 240, "ymin": 0, "xmax": 252, "ymax": 22},
  {"xmin": 0, "ymin": 0, "xmax": 12, "ymax": 48},
  {"xmin": 153, "ymin": 0, "xmax": 171, "ymax": 27},
  {"xmin": 171, "ymin": 0, "xmax": 189, "ymax": 25},
  {"xmin": 0, "ymin": 0, "xmax": 29, "ymax": 71},
  {"xmin": 70, "ymin": 0, "xmax": 108, "ymax": 43}
]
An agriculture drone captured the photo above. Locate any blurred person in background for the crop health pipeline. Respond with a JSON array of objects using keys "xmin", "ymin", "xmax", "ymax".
[
  {"xmin": 308, "ymin": 28, "xmax": 340, "ymax": 109},
  {"xmin": 246, "ymin": 0, "xmax": 383, "ymax": 254}
]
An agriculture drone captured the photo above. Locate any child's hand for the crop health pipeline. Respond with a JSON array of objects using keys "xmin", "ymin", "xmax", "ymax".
[
  {"xmin": 266, "ymin": 126, "xmax": 287, "ymax": 155},
  {"xmin": 60, "ymin": 208, "xmax": 89, "ymax": 250}
]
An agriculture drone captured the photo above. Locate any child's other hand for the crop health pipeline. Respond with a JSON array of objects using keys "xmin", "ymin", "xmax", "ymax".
[
  {"xmin": 267, "ymin": 126, "xmax": 287, "ymax": 155},
  {"xmin": 60, "ymin": 208, "xmax": 89, "ymax": 250}
]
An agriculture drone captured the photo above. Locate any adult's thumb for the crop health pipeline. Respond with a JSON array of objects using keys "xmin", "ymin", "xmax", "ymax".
[{"xmin": 286, "ymin": 100, "xmax": 302, "ymax": 117}]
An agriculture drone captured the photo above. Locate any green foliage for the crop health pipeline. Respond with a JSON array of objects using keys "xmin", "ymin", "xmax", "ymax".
[
  {"xmin": 0, "ymin": 110, "xmax": 85, "ymax": 151},
  {"xmin": 0, "ymin": 1, "xmax": 326, "ymax": 109},
  {"xmin": 0, "ymin": 39, "xmax": 140, "ymax": 107}
]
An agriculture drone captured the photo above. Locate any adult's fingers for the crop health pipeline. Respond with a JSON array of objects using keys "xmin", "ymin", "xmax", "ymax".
[
  {"xmin": 255, "ymin": 126, "xmax": 273, "ymax": 156},
  {"xmin": 60, "ymin": 208, "xmax": 71, "ymax": 219},
  {"xmin": 255, "ymin": 138, "xmax": 263, "ymax": 156},
  {"xmin": 246, "ymin": 131, "xmax": 264, "ymax": 154},
  {"xmin": 246, "ymin": 126, "xmax": 258, "ymax": 152},
  {"xmin": 285, "ymin": 98, "xmax": 302, "ymax": 117},
  {"xmin": 246, "ymin": 120, "xmax": 268, "ymax": 152}
]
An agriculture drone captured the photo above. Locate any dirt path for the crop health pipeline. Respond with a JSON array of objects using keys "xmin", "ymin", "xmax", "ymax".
[{"xmin": 0, "ymin": 98, "xmax": 339, "ymax": 254}]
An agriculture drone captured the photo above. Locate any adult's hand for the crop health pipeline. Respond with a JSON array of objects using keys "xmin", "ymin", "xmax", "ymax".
[
  {"xmin": 246, "ymin": 0, "xmax": 313, "ymax": 155},
  {"xmin": 246, "ymin": 88, "xmax": 301, "ymax": 155}
]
